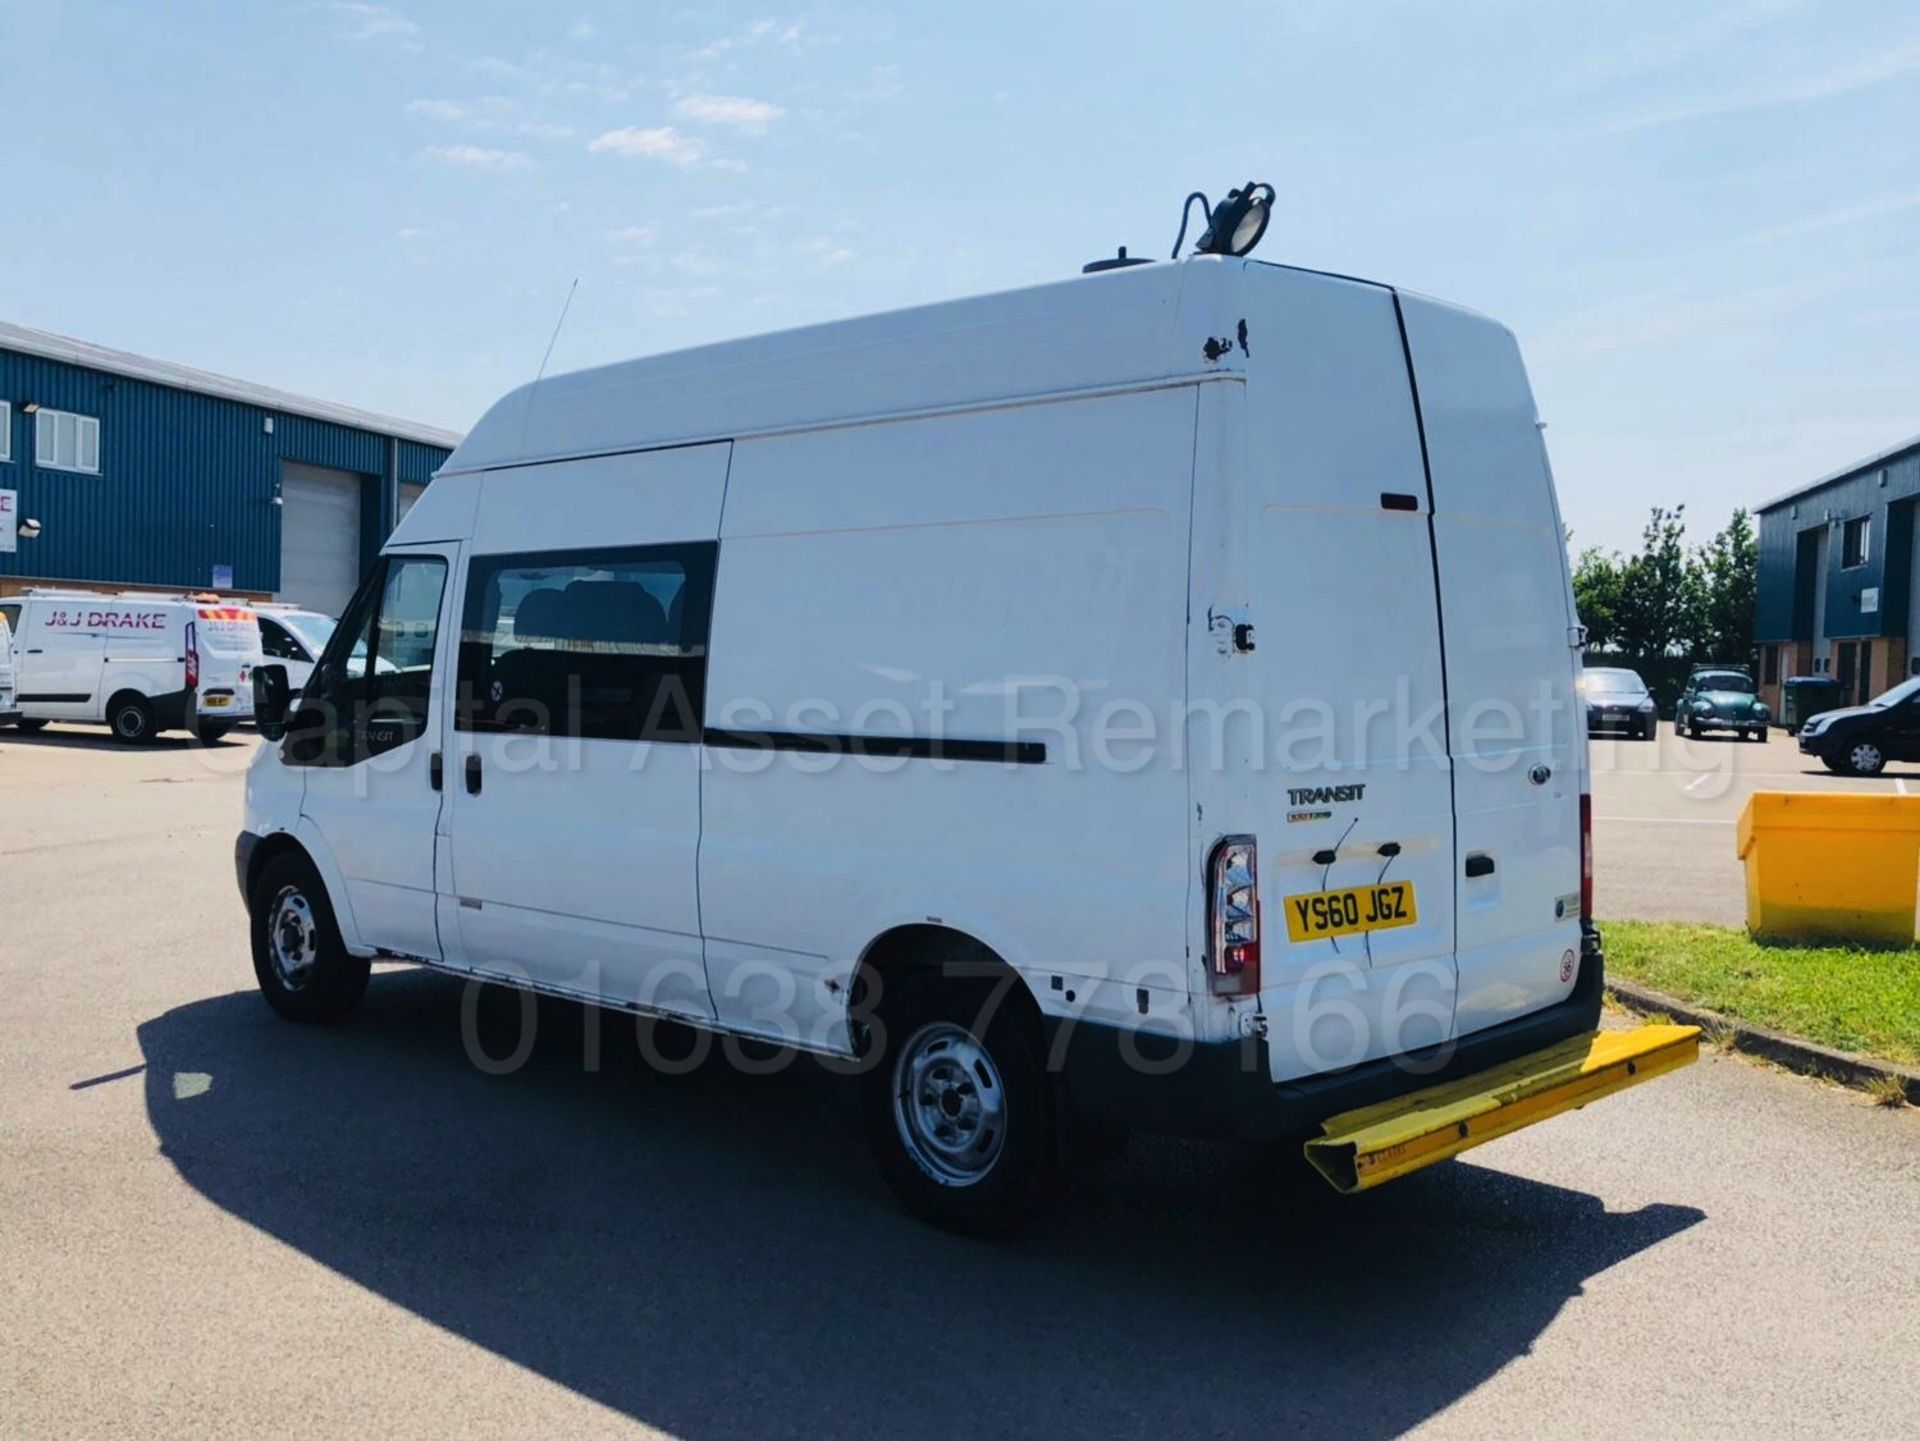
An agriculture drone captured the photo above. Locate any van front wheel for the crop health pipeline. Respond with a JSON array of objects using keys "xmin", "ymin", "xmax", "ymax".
[
  {"xmin": 249, "ymin": 852, "xmax": 369, "ymax": 1023},
  {"xmin": 860, "ymin": 968, "xmax": 1059, "ymax": 1237}
]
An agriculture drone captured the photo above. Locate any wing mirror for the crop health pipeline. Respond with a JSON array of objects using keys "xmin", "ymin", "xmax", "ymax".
[{"xmin": 253, "ymin": 664, "xmax": 291, "ymax": 740}]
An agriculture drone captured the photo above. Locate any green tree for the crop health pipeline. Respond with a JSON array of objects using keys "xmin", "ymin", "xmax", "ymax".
[
  {"xmin": 1614, "ymin": 505, "xmax": 1698, "ymax": 657},
  {"xmin": 1572, "ymin": 546, "xmax": 1625, "ymax": 652},
  {"xmin": 1693, "ymin": 508, "xmax": 1757, "ymax": 664}
]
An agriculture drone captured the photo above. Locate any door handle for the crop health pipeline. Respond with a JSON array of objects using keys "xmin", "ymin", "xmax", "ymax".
[
  {"xmin": 1465, "ymin": 854, "xmax": 1495, "ymax": 878},
  {"xmin": 429, "ymin": 751, "xmax": 443, "ymax": 791},
  {"xmin": 464, "ymin": 754, "xmax": 482, "ymax": 795}
]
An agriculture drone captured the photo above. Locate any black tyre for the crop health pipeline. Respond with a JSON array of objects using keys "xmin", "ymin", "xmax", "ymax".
[
  {"xmin": 860, "ymin": 962, "xmax": 1060, "ymax": 1237},
  {"xmin": 15, "ymin": 717, "xmax": 49, "ymax": 733},
  {"xmin": 195, "ymin": 722, "xmax": 232, "ymax": 744},
  {"xmin": 249, "ymin": 851, "xmax": 370, "ymax": 1023},
  {"xmin": 108, "ymin": 694, "xmax": 157, "ymax": 744},
  {"xmin": 1638, "ymin": 719, "xmax": 1656, "ymax": 741},
  {"xmin": 1841, "ymin": 739, "xmax": 1886, "ymax": 777},
  {"xmin": 1754, "ymin": 726, "xmax": 1769, "ymax": 744}
]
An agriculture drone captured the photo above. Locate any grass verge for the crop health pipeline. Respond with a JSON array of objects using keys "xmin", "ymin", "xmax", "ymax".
[{"xmin": 1603, "ymin": 919, "xmax": 1920, "ymax": 1068}]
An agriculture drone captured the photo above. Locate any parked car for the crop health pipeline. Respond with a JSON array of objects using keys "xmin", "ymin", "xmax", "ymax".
[
  {"xmin": 1581, "ymin": 666, "xmax": 1656, "ymax": 739},
  {"xmin": 1675, "ymin": 666, "xmax": 1769, "ymax": 741},
  {"xmin": 237, "ymin": 247, "xmax": 1691, "ymax": 1234},
  {"xmin": 0, "ymin": 590, "xmax": 262, "ymax": 742},
  {"xmin": 254, "ymin": 605, "xmax": 338, "ymax": 696},
  {"xmin": 0, "ymin": 610, "xmax": 17, "ymax": 725},
  {"xmin": 1797, "ymin": 674, "xmax": 1920, "ymax": 776}
]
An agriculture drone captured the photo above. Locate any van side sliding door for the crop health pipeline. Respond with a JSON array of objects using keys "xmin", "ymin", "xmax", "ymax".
[{"xmin": 439, "ymin": 445, "xmax": 730, "ymax": 1022}]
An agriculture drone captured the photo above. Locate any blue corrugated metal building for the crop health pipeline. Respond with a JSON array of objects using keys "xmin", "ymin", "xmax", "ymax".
[
  {"xmin": 1754, "ymin": 432, "xmax": 1920, "ymax": 715},
  {"xmin": 0, "ymin": 320, "xmax": 459, "ymax": 615}
]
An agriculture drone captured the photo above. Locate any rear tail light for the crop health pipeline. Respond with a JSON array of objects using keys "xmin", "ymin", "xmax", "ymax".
[
  {"xmin": 185, "ymin": 621, "xmax": 200, "ymax": 690},
  {"xmin": 1579, "ymin": 792, "xmax": 1593, "ymax": 922},
  {"xmin": 1207, "ymin": 835, "xmax": 1261, "ymax": 996}
]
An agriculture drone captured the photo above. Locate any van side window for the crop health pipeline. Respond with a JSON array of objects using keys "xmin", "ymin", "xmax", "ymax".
[
  {"xmin": 456, "ymin": 542, "xmax": 714, "ymax": 743},
  {"xmin": 258, "ymin": 617, "xmax": 304, "ymax": 662},
  {"xmin": 288, "ymin": 555, "xmax": 448, "ymax": 766},
  {"xmin": 0, "ymin": 602, "xmax": 19, "ymax": 636}
]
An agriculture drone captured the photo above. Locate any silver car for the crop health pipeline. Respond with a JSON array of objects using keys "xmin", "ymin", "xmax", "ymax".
[{"xmin": 1583, "ymin": 666, "xmax": 1656, "ymax": 740}]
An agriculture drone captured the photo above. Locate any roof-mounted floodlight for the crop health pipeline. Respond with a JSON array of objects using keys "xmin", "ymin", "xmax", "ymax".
[{"xmin": 1172, "ymin": 180, "xmax": 1276, "ymax": 260}]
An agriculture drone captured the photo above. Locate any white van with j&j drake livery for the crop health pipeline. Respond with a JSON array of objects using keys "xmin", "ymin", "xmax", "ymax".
[
  {"xmin": 3, "ymin": 590, "xmax": 262, "ymax": 742},
  {"xmin": 237, "ymin": 184, "xmax": 1698, "ymax": 1234}
]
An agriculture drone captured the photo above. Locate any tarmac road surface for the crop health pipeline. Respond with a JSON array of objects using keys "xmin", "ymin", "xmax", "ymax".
[{"xmin": 2, "ymin": 725, "xmax": 1916, "ymax": 1439}]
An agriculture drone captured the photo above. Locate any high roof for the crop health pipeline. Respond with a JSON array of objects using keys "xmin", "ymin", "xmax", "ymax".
[
  {"xmin": 443, "ymin": 257, "xmax": 1259, "ymax": 475},
  {"xmin": 0, "ymin": 319, "xmax": 463, "ymax": 450}
]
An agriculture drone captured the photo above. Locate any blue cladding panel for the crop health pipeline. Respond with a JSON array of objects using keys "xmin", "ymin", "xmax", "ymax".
[
  {"xmin": 1756, "ymin": 444, "xmax": 1920, "ymax": 642},
  {"xmin": 0, "ymin": 346, "xmax": 452, "ymax": 593}
]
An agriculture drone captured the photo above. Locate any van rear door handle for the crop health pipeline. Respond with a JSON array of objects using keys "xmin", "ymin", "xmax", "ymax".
[
  {"xmin": 464, "ymin": 754, "xmax": 482, "ymax": 795},
  {"xmin": 429, "ymin": 751, "xmax": 443, "ymax": 791},
  {"xmin": 1465, "ymin": 854, "xmax": 1495, "ymax": 878}
]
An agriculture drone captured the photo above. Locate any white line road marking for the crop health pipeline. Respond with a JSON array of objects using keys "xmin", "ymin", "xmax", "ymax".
[
  {"xmin": 1900, "ymin": 779, "xmax": 1911, "ymax": 796},
  {"xmin": 1684, "ymin": 772, "xmax": 1713, "ymax": 793}
]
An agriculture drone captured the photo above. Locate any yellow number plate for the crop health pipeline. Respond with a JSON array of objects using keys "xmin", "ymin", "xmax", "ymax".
[
  {"xmin": 201, "ymin": 695, "xmax": 230, "ymax": 708},
  {"xmin": 1284, "ymin": 881, "xmax": 1419, "ymax": 943}
]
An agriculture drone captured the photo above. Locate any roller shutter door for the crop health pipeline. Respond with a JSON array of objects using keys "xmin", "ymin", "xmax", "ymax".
[
  {"xmin": 280, "ymin": 462, "xmax": 362, "ymax": 615},
  {"xmin": 398, "ymin": 481, "xmax": 426, "ymax": 523}
]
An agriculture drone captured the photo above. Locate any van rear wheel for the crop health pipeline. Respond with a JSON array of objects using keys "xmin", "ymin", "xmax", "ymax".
[
  {"xmin": 249, "ymin": 852, "xmax": 369, "ymax": 1023},
  {"xmin": 860, "ymin": 966, "xmax": 1060, "ymax": 1237},
  {"xmin": 15, "ymin": 717, "xmax": 48, "ymax": 733},
  {"xmin": 108, "ymin": 695, "xmax": 157, "ymax": 744}
]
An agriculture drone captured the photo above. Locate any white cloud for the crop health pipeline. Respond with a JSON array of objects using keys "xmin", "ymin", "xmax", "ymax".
[
  {"xmin": 407, "ymin": 98, "xmax": 471, "ymax": 121},
  {"xmin": 674, "ymin": 93, "xmax": 785, "ymax": 129},
  {"xmin": 568, "ymin": 19, "xmax": 595, "ymax": 42},
  {"xmin": 692, "ymin": 17, "xmax": 805, "ymax": 61},
  {"xmin": 1599, "ymin": 37, "xmax": 1920, "ymax": 134},
  {"xmin": 330, "ymin": 3, "xmax": 419, "ymax": 42},
  {"xmin": 396, "ymin": 226, "xmax": 429, "ymax": 241},
  {"xmin": 1741, "ymin": 190, "xmax": 1920, "ymax": 245},
  {"xmin": 421, "ymin": 144, "xmax": 532, "ymax": 171},
  {"xmin": 407, "ymin": 96, "xmax": 572, "ymax": 140},
  {"xmin": 588, "ymin": 126, "xmax": 708, "ymax": 167},
  {"xmin": 609, "ymin": 224, "xmax": 659, "ymax": 245}
]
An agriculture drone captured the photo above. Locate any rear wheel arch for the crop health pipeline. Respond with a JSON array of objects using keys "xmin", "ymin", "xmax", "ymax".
[{"xmin": 852, "ymin": 924, "xmax": 1042, "ymax": 1035}]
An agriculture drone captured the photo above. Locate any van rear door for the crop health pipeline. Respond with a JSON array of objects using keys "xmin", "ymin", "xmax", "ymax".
[
  {"xmin": 193, "ymin": 604, "xmax": 262, "ymax": 718},
  {"xmin": 1398, "ymin": 295, "xmax": 1584, "ymax": 1038},
  {"xmin": 1237, "ymin": 268, "xmax": 1458, "ymax": 1082}
]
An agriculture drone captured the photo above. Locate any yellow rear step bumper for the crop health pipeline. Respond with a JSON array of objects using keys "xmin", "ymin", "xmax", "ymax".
[{"xmin": 1303, "ymin": 1024, "xmax": 1700, "ymax": 1194}]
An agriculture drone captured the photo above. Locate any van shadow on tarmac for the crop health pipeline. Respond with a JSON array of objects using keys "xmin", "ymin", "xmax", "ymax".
[{"xmin": 138, "ymin": 971, "xmax": 1702, "ymax": 1440}]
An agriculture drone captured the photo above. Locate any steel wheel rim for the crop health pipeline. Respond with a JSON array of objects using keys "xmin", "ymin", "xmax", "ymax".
[
  {"xmin": 116, "ymin": 707, "xmax": 145, "ymax": 738},
  {"xmin": 891, "ymin": 1021, "xmax": 1007, "ymax": 1186},
  {"xmin": 1850, "ymin": 742, "xmax": 1883, "ymax": 773},
  {"xmin": 269, "ymin": 885, "xmax": 320, "ymax": 991}
]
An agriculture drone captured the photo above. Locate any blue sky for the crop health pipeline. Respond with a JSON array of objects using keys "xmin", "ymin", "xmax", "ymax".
[{"xmin": 3, "ymin": 0, "xmax": 1917, "ymax": 553}]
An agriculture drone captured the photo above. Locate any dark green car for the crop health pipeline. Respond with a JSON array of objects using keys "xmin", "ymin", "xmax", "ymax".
[{"xmin": 1675, "ymin": 667, "xmax": 1770, "ymax": 741}]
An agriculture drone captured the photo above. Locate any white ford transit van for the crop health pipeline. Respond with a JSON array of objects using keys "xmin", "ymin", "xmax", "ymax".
[
  {"xmin": 238, "ymin": 246, "xmax": 1695, "ymax": 1232},
  {"xmin": 3, "ymin": 590, "xmax": 261, "ymax": 742}
]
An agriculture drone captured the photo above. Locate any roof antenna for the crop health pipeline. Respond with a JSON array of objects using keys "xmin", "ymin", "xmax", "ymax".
[{"xmin": 519, "ymin": 276, "xmax": 579, "ymax": 447}]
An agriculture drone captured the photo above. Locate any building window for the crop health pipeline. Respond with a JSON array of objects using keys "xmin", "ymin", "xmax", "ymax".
[
  {"xmin": 34, "ymin": 408, "xmax": 102, "ymax": 474},
  {"xmin": 1763, "ymin": 645, "xmax": 1780, "ymax": 685},
  {"xmin": 0, "ymin": 401, "xmax": 11, "ymax": 462},
  {"xmin": 1840, "ymin": 515, "xmax": 1870, "ymax": 569}
]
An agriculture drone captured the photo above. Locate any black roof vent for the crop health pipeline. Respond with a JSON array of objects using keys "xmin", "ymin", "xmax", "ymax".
[{"xmin": 1082, "ymin": 246, "xmax": 1153, "ymax": 275}]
